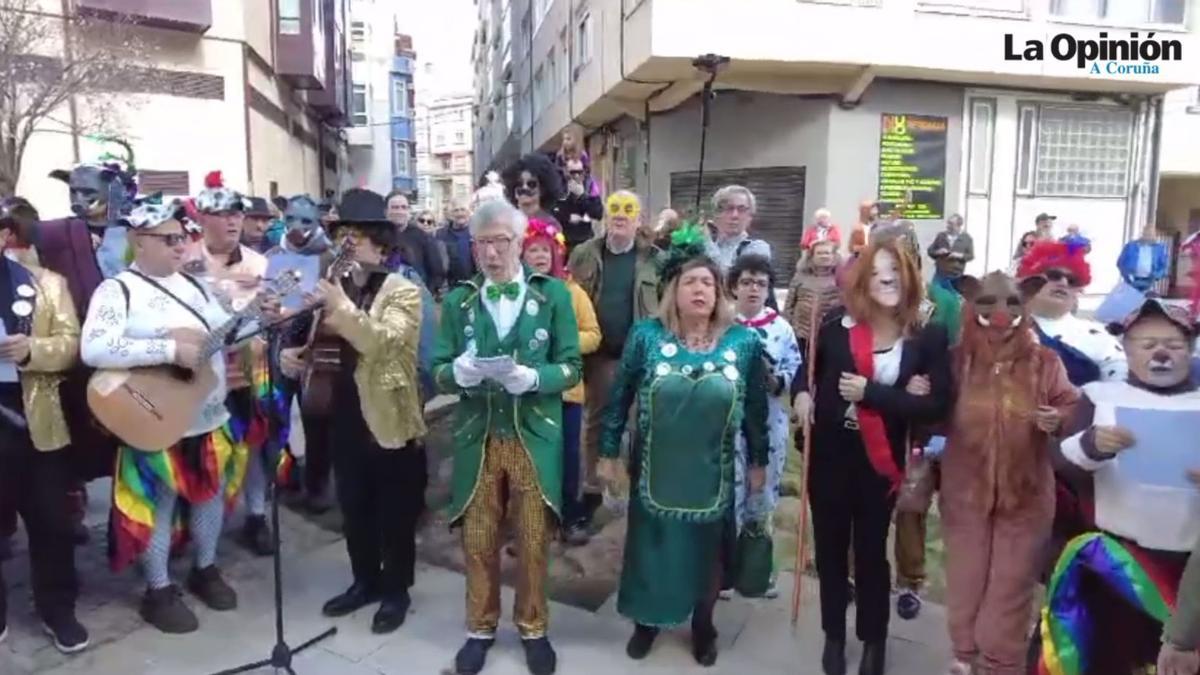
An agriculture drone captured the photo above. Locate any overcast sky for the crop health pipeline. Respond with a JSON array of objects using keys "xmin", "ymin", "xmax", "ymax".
[{"xmin": 393, "ymin": 0, "xmax": 476, "ymax": 100}]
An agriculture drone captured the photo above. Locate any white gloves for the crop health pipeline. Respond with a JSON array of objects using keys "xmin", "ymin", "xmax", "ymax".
[
  {"xmin": 453, "ymin": 352, "xmax": 486, "ymax": 388},
  {"xmin": 453, "ymin": 352, "xmax": 538, "ymax": 395},
  {"xmin": 497, "ymin": 365, "xmax": 539, "ymax": 395}
]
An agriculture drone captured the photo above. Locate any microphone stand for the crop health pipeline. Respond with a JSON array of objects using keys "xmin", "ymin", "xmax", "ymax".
[{"xmin": 212, "ymin": 305, "xmax": 336, "ymax": 675}]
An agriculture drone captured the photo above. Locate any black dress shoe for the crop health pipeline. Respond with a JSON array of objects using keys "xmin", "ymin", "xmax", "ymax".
[
  {"xmin": 823, "ymin": 637, "xmax": 847, "ymax": 675},
  {"xmin": 625, "ymin": 624, "xmax": 659, "ymax": 660},
  {"xmin": 454, "ymin": 637, "xmax": 494, "ymax": 675},
  {"xmin": 859, "ymin": 640, "xmax": 886, "ymax": 675},
  {"xmin": 321, "ymin": 582, "xmax": 379, "ymax": 617},
  {"xmin": 522, "ymin": 637, "xmax": 557, "ymax": 675},
  {"xmin": 371, "ymin": 593, "xmax": 410, "ymax": 634}
]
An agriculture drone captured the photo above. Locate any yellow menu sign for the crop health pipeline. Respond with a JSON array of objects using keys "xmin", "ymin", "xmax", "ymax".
[{"xmin": 877, "ymin": 114, "xmax": 948, "ymax": 221}]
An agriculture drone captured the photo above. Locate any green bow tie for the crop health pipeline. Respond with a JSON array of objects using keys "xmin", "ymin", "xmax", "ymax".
[{"xmin": 486, "ymin": 281, "xmax": 520, "ymax": 301}]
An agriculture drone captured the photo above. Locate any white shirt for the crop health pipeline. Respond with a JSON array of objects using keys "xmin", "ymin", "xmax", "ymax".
[
  {"xmin": 81, "ymin": 265, "xmax": 233, "ymax": 438},
  {"xmin": 840, "ymin": 314, "xmax": 905, "ymax": 384},
  {"xmin": 1033, "ymin": 313, "xmax": 1128, "ymax": 382},
  {"xmin": 1061, "ymin": 381, "xmax": 1200, "ymax": 552},
  {"xmin": 480, "ymin": 268, "xmax": 527, "ymax": 341}
]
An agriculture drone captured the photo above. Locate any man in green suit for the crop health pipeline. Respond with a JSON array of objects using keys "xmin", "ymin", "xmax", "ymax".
[{"xmin": 432, "ymin": 200, "xmax": 582, "ymax": 675}]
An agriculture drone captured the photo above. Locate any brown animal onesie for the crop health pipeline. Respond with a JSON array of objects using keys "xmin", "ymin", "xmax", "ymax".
[{"xmin": 940, "ymin": 276, "xmax": 1079, "ymax": 674}]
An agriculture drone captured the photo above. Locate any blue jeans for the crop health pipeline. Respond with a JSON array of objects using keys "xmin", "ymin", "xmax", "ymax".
[{"xmin": 562, "ymin": 402, "xmax": 584, "ymax": 524}]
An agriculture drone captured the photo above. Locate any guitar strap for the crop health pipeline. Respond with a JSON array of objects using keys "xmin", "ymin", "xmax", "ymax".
[{"xmin": 126, "ymin": 270, "xmax": 211, "ymax": 331}]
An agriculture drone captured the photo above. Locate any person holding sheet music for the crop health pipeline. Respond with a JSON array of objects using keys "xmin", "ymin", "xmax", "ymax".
[
  {"xmin": 80, "ymin": 201, "xmax": 270, "ymax": 635},
  {"xmin": 0, "ymin": 197, "xmax": 88, "ymax": 653},
  {"xmin": 1037, "ymin": 298, "xmax": 1200, "ymax": 675}
]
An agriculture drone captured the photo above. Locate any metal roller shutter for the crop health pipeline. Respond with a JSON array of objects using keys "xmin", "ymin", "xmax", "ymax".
[{"xmin": 669, "ymin": 166, "xmax": 806, "ymax": 284}]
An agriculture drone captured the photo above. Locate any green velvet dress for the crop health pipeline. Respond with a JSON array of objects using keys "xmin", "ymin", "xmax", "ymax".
[{"xmin": 601, "ymin": 319, "xmax": 769, "ymax": 627}]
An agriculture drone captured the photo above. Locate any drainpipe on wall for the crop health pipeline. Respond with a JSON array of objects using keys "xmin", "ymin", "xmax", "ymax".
[{"xmin": 1145, "ymin": 94, "xmax": 1164, "ymax": 231}]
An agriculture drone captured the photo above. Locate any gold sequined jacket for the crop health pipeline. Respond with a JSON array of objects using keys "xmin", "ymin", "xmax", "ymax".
[
  {"xmin": 324, "ymin": 273, "xmax": 427, "ymax": 449},
  {"xmin": 16, "ymin": 264, "xmax": 80, "ymax": 451}
]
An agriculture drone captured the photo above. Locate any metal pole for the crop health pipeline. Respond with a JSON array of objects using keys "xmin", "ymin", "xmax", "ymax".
[{"xmin": 694, "ymin": 73, "xmax": 716, "ymax": 218}]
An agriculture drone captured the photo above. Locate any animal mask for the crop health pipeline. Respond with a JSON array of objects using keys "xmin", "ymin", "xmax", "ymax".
[
  {"xmin": 282, "ymin": 195, "xmax": 330, "ymax": 254},
  {"xmin": 958, "ymin": 271, "xmax": 1034, "ymax": 335},
  {"xmin": 50, "ymin": 164, "xmax": 121, "ymax": 222},
  {"xmin": 606, "ymin": 193, "xmax": 640, "ymax": 221}
]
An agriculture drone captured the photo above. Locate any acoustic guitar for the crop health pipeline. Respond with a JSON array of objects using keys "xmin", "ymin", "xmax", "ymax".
[
  {"xmin": 299, "ymin": 237, "xmax": 358, "ymax": 416},
  {"xmin": 87, "ymin": 271, "xmax": 301, "ymax": 451}
]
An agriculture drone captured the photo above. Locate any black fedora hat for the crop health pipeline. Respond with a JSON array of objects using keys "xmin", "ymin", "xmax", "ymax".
[
  {"xmin": 334, "ymin": 189, "xmax": 392, "ymax": 227},
  {"xmin": 244, "ymin": 196, "xmax": 273, "ymax": 218}
]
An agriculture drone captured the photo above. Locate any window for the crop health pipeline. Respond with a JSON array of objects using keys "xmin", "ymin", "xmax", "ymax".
[
  {"xmin": 532, "ymin": 65, "xmax": 547, "ymax": 115},
  {"xmin": 392, "ymin": 79, "xmax": 408, "ymax": 116},
  {"xmin": 455, "ymin": 130, "xmax": 465, "ymax": 143},
  {"xmin": 350, "ymin": 21, "xmax": 365, "ymax": 46},
  {"xmin": 499, "ymin": 3, "xmax": 511, "ymax": 54},
  {"xmin": 394, "ymin": 142, "xmax": 411, "ymax": 177},
  {"xmin": 441, "ymin": 156, "xmax": 452, "ymax": 171},
  {"xmin": 575, "ymin": 12, "xmax": 593, "ymax": 71},
  {"xmin": 558, "ymin": 30, "xmax": 570, "ymax": 92},
  {"xmin": 533, "ymin": 0, "xmax": 553, "ymax": 34},
  {"xmin": 436, "ymin": 133, "xmax": 446, "ymax": 146},
  {"xmin": 504, "ymin": 81, "xmax": 514, "ymax": 130},
  {"xmin": 351, "ymin": 83, "xmax": 368, "ymax": 126},
  {"xmin": 967, "ymin": 99, "xmax": 995, "ymax": 196},
  {"xmin": 1034, "ymin": 106, "xmax": 1132, "ymax": 197},
  {"xmin": 1050, "ymin": 0, "xmax": 1185, "ymax": 24},
  {"xmin": 279, "ymin": 0, "xmax": 301, "ymax": 34},
  {"xmin": 1015, "ymin": 104, "xmax": 1038, "ymax": 194}
]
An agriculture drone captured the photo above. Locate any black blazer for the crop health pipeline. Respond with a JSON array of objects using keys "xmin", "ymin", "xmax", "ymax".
[{"xmin": 797, "ymin": 308, "xmax": 953, "ymax": 488}]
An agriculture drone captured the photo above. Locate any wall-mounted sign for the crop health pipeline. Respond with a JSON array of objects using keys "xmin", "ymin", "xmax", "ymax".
[{"xmin": 877, "ymin": 114, "xmax": 947, "ymax": 221}]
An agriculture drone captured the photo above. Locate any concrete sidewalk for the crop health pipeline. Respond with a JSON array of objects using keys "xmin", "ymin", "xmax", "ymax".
[{"xmin": 14, "ymin": 535, "xmax": 950, "ymax": 675}]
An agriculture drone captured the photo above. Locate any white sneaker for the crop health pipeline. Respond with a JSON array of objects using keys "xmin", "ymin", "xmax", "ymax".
[
  {"xmin": 718, "ymin": 589, "xmax": 734, "ymax": 601},
  {"xmin": 762, "ymin": 582, "xmax": 780, "ymax": 599}
]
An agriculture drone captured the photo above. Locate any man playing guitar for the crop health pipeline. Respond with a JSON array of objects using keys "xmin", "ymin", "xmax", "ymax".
[
  {"xmin": 280, "ymin": 189, "xmax": 427, "ymax": 635},
  {"xmin": 80, "ymin": 201, "xmax": 276, "ymax": 635}
]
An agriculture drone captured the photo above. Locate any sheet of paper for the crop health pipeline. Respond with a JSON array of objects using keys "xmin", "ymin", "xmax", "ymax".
[
  {"xmin": 1113, "ymin": 407, "xmax": 1200, "ymax": 490},
  {"xmin": 266, "ymin": 252, "xmax": 321, "ymax": 310},
  {"xmin": 474, "ymin": 355, "xmax": 516, "ymax": 379},
  {"xmin": 1095, "ymin": 281, "xmax": 1148, "ymax": 326},
  {"xmin": 0, "ymin": 321, "xmax": 17, "ymax": 383}
]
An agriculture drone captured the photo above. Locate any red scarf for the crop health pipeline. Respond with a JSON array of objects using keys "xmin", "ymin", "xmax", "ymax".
[{"xmin": 848, "ymin": 321, "xmax": 903, "ymax": 492}]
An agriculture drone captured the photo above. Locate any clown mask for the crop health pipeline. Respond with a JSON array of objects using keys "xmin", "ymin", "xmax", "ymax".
[
  {"xmin": 1121, "ymin": 309, "xmax": 1194, "ymax": 390},
  {"xmin": 960, "ymin": 272, "xmax": 1026, "ymax": 336}
]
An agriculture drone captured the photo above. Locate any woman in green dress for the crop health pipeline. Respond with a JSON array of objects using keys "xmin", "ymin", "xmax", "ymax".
[{"xmin": 597, "ymin": 225, "xmax": 769, "ymax": 666}]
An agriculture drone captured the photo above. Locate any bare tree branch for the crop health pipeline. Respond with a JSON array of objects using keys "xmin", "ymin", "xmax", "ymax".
[{"xmin": 0, "ymin": 0, "xmax": 156, "ymax": 194}]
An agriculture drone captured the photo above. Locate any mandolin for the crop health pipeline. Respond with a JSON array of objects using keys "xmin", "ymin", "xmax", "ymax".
[
  {"xmin": 299, "ymin": 237, "xmax": 358, "ymax": 416},
  {"xmin": 87, "ymin": 271, "xmax": 301, "ymax": 451}
]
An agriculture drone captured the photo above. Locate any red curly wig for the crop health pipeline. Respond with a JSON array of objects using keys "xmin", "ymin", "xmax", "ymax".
[
  {"xmin": 1017, "ymin": 240, "xmax": 1091, "ymax": 287},
  {"xmin": 521, "ymin": 217, "xmax": 567, "ymax": 279}
]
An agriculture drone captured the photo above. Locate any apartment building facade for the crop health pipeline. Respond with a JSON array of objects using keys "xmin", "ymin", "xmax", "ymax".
[
  {"xmin": 473, "ymin": 0, "xmax": 1199, "ymax": 295},
  {"xmin": 415, "ymin": 94, "xmax": 475, "ymax": 217},
  {"xmin": 17, "ymin": 0, "xmax": 352, "ymax": 213},
  {"xmin": 344, "ymin": 2, "xmax": 416, "ymax": 197}
]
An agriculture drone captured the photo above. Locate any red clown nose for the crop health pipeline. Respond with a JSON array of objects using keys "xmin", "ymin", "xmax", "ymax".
[{"xmin": 989, "ymin": 311, "xmax": 1013, "ymax": 329}]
